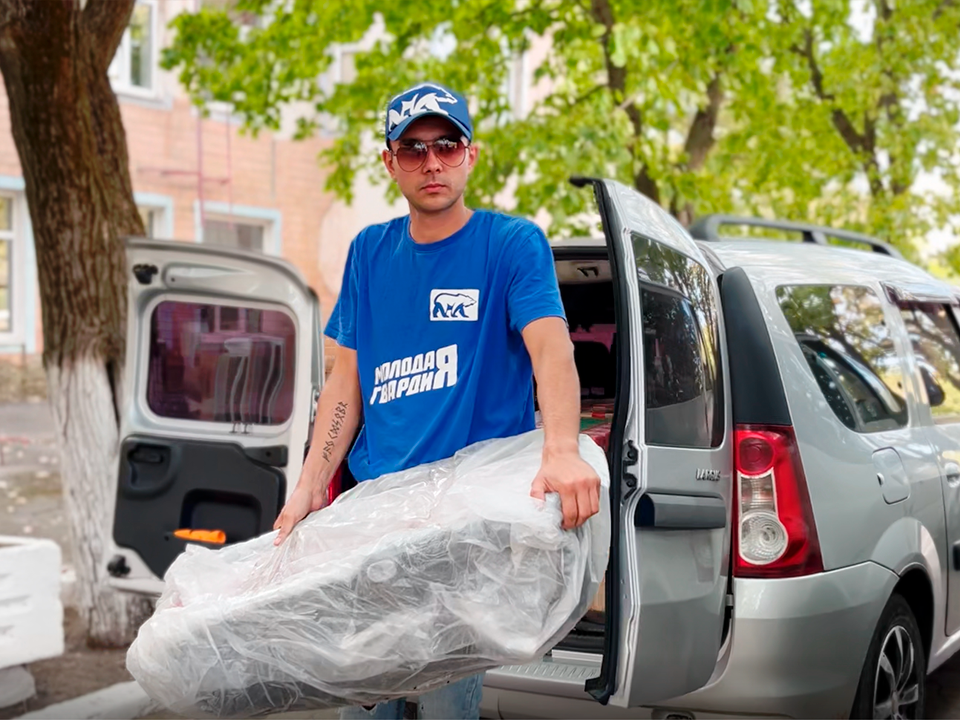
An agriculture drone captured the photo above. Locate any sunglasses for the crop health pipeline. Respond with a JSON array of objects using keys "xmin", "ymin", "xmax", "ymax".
[{"xmin": 391, "ymin": 136, "xmax": 470, "ymax": 172}]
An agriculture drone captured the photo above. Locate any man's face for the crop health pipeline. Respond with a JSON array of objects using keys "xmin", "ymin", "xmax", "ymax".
[{"xmin": 382, "ymin": 116, "xmax": 478, "ymax": 215}]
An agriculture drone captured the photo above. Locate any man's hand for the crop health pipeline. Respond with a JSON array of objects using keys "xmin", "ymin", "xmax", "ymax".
[
  {"xmin": 273, "ymin": 478, "xmax": 327, "ymax": 546},
  {"xmin": 530, "ymin": 449, "xmax": 601, "ymax": 530}
]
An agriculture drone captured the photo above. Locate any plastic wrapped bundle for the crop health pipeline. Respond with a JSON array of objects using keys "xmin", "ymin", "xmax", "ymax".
[{"xmin": 127, "ymin": 429, "xmax": 610, "ymax": 718}]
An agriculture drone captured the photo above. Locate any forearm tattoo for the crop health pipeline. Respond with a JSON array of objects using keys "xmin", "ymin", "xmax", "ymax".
[{"xmin": 322, "ymin": 402, "xmax": 348, "ymax": 463}]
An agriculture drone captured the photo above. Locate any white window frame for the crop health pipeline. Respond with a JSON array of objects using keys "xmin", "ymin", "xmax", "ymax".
[
  {"xmin": 109, "ymin": 0, "xmax": 159, "ymax": 99},
  {"xmin": 134, "ymin": 192, "xmax": 174, "ymax": 239},
  {"xmin": 0, "ymin": 191, "xmax": 26, "ymax": 346},
  {"xmin": 194, "ymin": 201, "xmax": 282, "ymax": 256}
]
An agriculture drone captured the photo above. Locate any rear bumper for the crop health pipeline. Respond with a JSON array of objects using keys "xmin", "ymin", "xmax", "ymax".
[
  {"xmin": 486, "ymin": 562, "xmax": 898, "ymax": 719},
  {"xmin": 661, "ymin": 561, "xmax": 897, "ymax": 718}
]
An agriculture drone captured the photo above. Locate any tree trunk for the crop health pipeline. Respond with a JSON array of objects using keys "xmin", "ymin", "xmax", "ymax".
[{"xmin": 0, "ymin": 0, "xmax": 152, "ymax": 646}]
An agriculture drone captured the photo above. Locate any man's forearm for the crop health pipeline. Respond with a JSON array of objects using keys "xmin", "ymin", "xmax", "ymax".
[
  {"xmin": 526, "ymin": 323, "xmax": 582, "ymax": 457},
  {"xmin": 300, "ymin": 368, "xmax": 362, "ymax": 492},
  {"xmin": 537, "ymin": 353, "xmax": 581, "ymax": 456}
]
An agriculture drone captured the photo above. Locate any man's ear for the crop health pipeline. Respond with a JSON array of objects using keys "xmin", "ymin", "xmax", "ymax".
[
  {"xmin": 466, "ymin": 142, "xmax": 480, "ymax": 172},
  {"xmin": 382, "ymin": 148, "xmax": 397, "ymax": 180}
]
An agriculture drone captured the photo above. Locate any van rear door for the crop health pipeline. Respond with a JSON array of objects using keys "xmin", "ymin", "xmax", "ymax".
[
  {"xmin": 106, "ymin": 239, "xmax": 321, "ymax": 596},
  {"xmin": 580, "ymin": 177, "xmax": 733, "ymax": 707}
]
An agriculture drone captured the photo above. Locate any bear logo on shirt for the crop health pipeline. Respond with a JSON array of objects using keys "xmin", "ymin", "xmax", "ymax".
[{"xmin": 430, "ymin": 290, "xmax": 479, "ymax": 321}]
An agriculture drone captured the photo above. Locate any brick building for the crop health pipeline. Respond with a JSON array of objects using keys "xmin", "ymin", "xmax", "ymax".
[{"xmin": 0, "ymin": 0, "xmax": 406, "ymax": 370}]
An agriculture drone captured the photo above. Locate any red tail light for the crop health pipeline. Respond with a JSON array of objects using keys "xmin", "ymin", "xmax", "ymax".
[{"xmin": 733, "ymin": 424, "xmax": 823, "ymax": 578}]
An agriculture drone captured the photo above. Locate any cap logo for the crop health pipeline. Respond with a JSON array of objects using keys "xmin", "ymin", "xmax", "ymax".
[{"xmin": 387, "ymin": 85, "xmax": 458, "ymax": 134}]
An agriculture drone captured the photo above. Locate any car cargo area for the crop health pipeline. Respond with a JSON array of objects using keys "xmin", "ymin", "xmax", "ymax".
[{"xmin": 547, "ymin": 250, "xmax": 618, "ymax": 652}]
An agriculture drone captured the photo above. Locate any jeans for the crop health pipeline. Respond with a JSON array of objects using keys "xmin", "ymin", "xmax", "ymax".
[{"xmin": 339, "ymin": 673, "xmax": 485, "ymax": 720}]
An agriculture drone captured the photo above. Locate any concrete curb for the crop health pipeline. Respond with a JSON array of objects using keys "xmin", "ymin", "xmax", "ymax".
[{"xmin": 17, "ymin": 681, "xmax": 160, "ymax": 720}]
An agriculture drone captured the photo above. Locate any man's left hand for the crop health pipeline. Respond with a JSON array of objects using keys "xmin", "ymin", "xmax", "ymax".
[{"xmin": 530, "ymin": 450, "xmax": 601, "ymax": 530}]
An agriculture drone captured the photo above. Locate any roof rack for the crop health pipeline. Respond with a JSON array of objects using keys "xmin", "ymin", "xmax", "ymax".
[{"xmin": 688, "ymin": 214, "xmax": 904, "ymax": 260}]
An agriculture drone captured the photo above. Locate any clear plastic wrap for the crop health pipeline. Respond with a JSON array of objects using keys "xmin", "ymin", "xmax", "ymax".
[{"xmin": 127, "ymin": 429, "xmax": 611, "ymax": 718}]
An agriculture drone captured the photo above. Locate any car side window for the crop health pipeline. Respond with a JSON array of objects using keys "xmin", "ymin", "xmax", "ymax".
[
  {"xmin": 777, "ymin": 285, "xmax": 908, "ymax": 432},
  {"xmin": 633, "ymin": 232, "xmax": 723, "ymax": 448},
  {"xmin": 899, "ymin": 302, "xmax": 960, "ymax": 423}
]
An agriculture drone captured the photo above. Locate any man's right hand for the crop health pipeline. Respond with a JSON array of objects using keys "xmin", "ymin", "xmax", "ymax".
[{"xmin": 273, "ymin": 478, "xmax": 327, "ymax": 546}]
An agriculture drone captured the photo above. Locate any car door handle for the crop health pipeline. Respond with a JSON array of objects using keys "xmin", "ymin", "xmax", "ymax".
[
  {"xmin": 635, "ymin": 492, "xmax": 727, "ymax": 530},
  {"xmin": 946, "ymin": 462, "xmax": 960, "ymax": 485}
]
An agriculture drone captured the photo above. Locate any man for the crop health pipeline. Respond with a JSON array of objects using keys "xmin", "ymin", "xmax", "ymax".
[{"xmin": 273, "ymin": 82, "xmax": 602, "ymax": 720}]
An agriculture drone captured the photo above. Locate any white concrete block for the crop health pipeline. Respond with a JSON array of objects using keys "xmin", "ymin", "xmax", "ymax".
[
  {"xmin": 0, "ymin": 665, "xmax": 35, "ymax": 709},
  {"xmin": 17, "ymin": 681, "xmax": 160, "ymax": 720},
  {"xmin": 0, "ymin": 536, "xmax": 64, "ymax": 668}
]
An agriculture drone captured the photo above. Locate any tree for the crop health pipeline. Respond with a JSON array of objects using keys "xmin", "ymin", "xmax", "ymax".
[
  {"xmin": 722, "ymin": 0, "xmax": 960, "ymax": 263},
  {"xmin": 162, "ymin": 0, "xmax": 768, "ymax": 233},
  {"xmin": 0, "ymin": 0, "xmax": 152, "ymax": 646},
  {"xmin": 164, "ymin": 0, "xmax": 960, "ymax": 260}
]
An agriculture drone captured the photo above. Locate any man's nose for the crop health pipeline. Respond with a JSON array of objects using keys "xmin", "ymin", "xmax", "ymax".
[{"xmin": 421, "ymin": 145, "xmax": 444, "ymax": 173}]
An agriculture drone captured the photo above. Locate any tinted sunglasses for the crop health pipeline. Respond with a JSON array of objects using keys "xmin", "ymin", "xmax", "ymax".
[{"xmin": 391, "ymin": 136, "xmax": 470, "ymax": 172}]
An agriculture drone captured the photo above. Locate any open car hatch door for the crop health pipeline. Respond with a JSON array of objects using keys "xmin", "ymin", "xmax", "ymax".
[
  {"xmin": 106, "ymin": 239, "xmax": 321, "ymax": 596},
  {"xmin": 582, "ymin": 177, "xmax": 733, "ymax": 707}
]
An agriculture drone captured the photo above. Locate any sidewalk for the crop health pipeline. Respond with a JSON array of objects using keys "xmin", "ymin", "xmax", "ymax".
[
  {"xmin": 0, "ymin": 401, "xmax": 72, "ymax": 571},
  {"xmin": 0, "ymin": 400, "xmax": 132, "ymax": 720}
]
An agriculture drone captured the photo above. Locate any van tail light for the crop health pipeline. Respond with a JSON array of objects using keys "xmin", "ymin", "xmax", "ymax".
[{"xmin": 733, "ymin": 424, "xmax": 823, "ymax": 578}]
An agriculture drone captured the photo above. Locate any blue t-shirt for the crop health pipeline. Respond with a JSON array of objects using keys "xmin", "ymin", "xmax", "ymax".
[{"xmin": 323, "ymin": 209, "xmax": 566, "ymax": 482}]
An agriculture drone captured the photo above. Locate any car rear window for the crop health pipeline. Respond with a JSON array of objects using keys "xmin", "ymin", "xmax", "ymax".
[
  {"xmin": 147, "ymin": 300, "xmax": 296, "ymax": 426},
  {"xmin": 776, "ymin": 285, "xmax": 908, "ymax": 432}
]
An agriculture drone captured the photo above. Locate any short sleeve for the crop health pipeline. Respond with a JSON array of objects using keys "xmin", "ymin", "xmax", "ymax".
[
  {"xmin": 505, "ymin": 223, "xmax": 566, "ymax": 334},
  {"xmin": 323, "ymin": 237, "xmax": 360, "ymax": 349}
]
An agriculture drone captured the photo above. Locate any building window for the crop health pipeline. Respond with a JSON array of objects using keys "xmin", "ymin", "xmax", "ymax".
[
  {"xmin": 0, "ymin": 196, "xmax": 12, "ymax": 334},
  {"xmin": 139, "ymin": 207, "xmax": 160, "ymax": 238},
  {"xmin": 203, "ymin": 219, "xmax": 267, "ymax": 253},
  {"xmin": 109, "ymin": 1, "xmax": 156, "ymax": 95}
]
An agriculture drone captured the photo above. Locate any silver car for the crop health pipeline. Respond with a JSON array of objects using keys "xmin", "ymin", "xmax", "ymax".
[
  {"xmin": 484, "ymin": 179, "xmax": 959, "ymax": 719},
  {"xmin": 106, "ymin": 178, "xmax": 958, "ymax": 719}
]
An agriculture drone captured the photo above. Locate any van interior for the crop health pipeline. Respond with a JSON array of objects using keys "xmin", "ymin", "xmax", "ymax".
[{"xmin": 551, "ymin": 250, "xmax": 618, "ymax": 653}]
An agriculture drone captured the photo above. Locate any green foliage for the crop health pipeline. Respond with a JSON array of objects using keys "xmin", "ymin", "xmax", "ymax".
[{"xmin": 163, "ymin": 0, "xmax": 960, "ymax": 253}]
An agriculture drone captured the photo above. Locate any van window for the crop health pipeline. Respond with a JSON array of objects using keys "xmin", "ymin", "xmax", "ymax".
[
  {"xmin": 899, "ymin": 303, "xmax": 960, "ymax": 422},
  {"xmin": 777, "ymin": 285, "xmax": 908, "ymax": 432},
  {"xmin": 147, "ymin": 300, "xmax": 296, "ymax": 426},
  {"xmin": 633, "ymin": 233, "xmax": 723, "ymax": 448}
]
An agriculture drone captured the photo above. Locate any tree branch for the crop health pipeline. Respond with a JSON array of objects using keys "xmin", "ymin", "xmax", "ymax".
[
  {"xmin": 791, "ymin": 28, "xmax": 866, "ymax": 153},
  {"xmin": 934, "ymin": 0, "xmax": 958, "ymax": 20},
  {"xmin": 82, "ymin": 0, "xmax": 136, "ymax": 72},
  {"xmin": 683, "ymin": 71, "xmax": 724, "ymax": 172},
  {"xmin": 668, "ymin": 70, "xmax": 725, "ymax": 227},
  {"xmin": 590, "ymin": 0, "xmax": 659, "ymax": 203},
  {"xmin": 791, "ymin": 26, "xmax": 890, "ymax": 196},
  {"xmin": 873, "ymin": 1, "xmax": 907, "ymax": 195}
]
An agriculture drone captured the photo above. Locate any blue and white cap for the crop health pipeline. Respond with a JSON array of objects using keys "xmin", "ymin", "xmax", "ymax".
[{"xmin": 385, "ymin": 82, "xmax": 473, "ymax": 145}]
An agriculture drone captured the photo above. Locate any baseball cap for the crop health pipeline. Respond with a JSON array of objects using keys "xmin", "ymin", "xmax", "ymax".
[{"xmin": 385, "ymin": 82, "xmax": 473, "ymax": 146}]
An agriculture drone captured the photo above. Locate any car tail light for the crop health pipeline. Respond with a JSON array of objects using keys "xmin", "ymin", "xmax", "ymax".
[{"xmin": 733, "ymin": 424, "xmax": 823, "ymax": 578}]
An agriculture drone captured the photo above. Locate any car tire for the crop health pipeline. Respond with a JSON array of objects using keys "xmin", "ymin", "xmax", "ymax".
[{"xmin": 850, "ymin": 593, "xmax": 925, "ymax": 719}]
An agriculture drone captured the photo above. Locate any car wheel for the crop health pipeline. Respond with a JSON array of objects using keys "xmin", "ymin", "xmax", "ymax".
[{"xmin": 851, "ymin": 593, "xmax": 925, "ymax": 719}]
